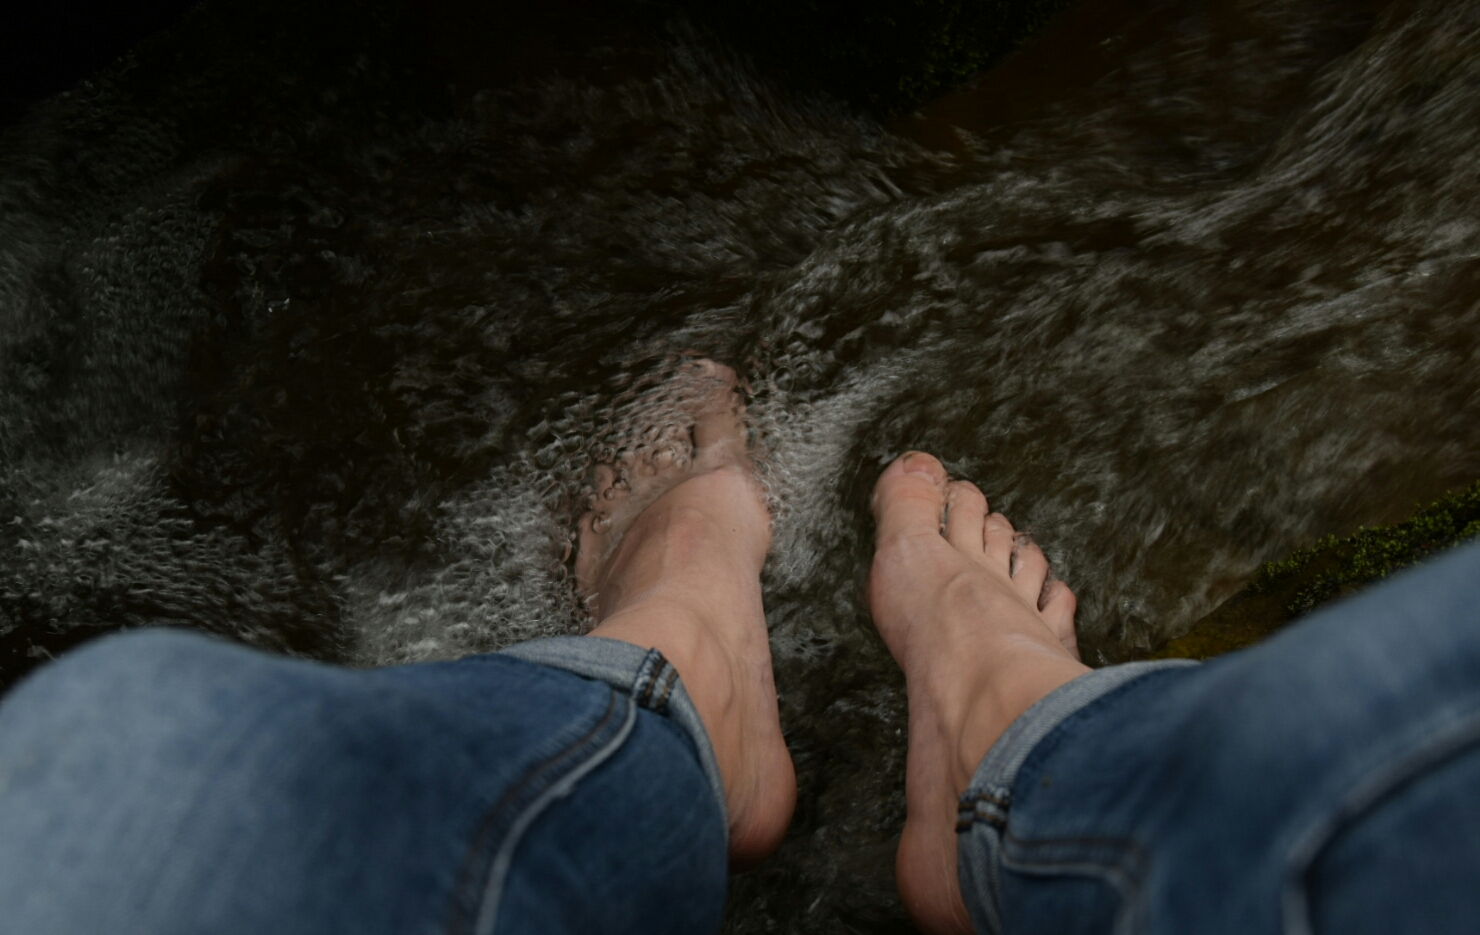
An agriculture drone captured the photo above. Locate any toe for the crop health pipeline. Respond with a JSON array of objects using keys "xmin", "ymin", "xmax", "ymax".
[
  {"xmin": 575, "ymin": 512, "xmax": 608, "ymax": 594},
  {"xmin": 593, "ymin": 464, "xmax": 620, "ymax": 504},
  {"xmin": 692, "ymin": 390, "xmax": 744, "ymax": 452},
  {"xmin": 1039, "ymin": 580, "xmax": 1080, "ymax": 659},
  {"xmin": 982, "ymin": 512, "xmax": 1016, "ymax": 576},
  {"xmin": 579, "ymin": 465, "xmax": 624, "ymax": 594},
  {"xmin": 872, "ymin": 452, "xmax": 949, "ymax": 545},
  {"xmin": 689, "ymin": 360, "xmax": 747, "ymax": 463},
  {"xmin": 944, "ymin": 481, "xmax": 988, "ymax": 558},
  {"xmin": 689, "ymin": 357, "xmax": 738, "ymax": 387},
  {"xmin": 692, "ymin": 404, "xmax": 743, "ymax": 452},
  {"xmin": 876, "ymin": 451, "xmax": 949, "ymax": 490},
  {"xmin": 1011, "ymin": 537, "xmax": 1049, "ymax": 604}
]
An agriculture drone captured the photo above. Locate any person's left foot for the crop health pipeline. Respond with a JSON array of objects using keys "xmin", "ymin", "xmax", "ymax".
[
  {"xmin": 577, "ymin": 360, "xmax": 796, "ymax": 869},
  {"xmin": 867, "ymin": 452, "xmax": 1090, "ymax": 934}
]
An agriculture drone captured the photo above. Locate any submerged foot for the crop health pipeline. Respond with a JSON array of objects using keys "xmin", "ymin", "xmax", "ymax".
[
  {"xmin": 577, "ymin": 360, "xmax": 796, "ymax": 869},
  {"xmin": 868, "ymin": 452, "xmax": 1091, "ymax": 934}
]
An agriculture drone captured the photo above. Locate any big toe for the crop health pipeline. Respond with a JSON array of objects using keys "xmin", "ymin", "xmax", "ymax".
[
  {"xmin": 872, "ymin": 452, "xmax": 950, "ymax": 543},
  {"xmin": 690, "ymin": 363, "xmax": 746, "ymax": 454}
]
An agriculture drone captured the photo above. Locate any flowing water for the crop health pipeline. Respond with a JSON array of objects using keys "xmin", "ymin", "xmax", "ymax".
[{"xmin": 4, "ymin": 0, "xmax": 1480, "ymax": 929}]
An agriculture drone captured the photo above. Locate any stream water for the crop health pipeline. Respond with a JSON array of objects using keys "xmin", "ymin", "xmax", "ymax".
[{"xmin": 3, "ymin": 0, "xmax": 1480, "ymax": 930}]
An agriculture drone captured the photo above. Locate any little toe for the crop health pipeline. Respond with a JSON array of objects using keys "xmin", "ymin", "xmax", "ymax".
[
  {"xmin": 872, "ymin": 452, "xmax": 949, "ymax": 545},
  {"xmin": 1011, "ymin": 538, "xmax": 1050, "ymax": 605},
  {"xmin": 1039, "ymin": 579, "xmax": 1080, "ymax": 658},
  {"xmin": 944, "ymin": 481, "xmax": 988, "ymax": 558},
  {"xmin": 983, "ymin": 512, "xmax": 1016, "ymax": 576}
]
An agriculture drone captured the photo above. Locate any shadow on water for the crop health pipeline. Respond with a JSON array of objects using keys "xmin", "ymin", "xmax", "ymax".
[{"xmin": 5, "ymin": 0, "xmax": 1480, "ymax": 930}]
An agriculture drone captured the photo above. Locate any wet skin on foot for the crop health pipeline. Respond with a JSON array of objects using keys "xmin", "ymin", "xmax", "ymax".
[
  {"xmin": 575, "ymin": 361, "xmax": 797, "ymax": 870},
  {"xmin": 868, "ymin": 451, "xmax": 1091, "ymax": 935}
]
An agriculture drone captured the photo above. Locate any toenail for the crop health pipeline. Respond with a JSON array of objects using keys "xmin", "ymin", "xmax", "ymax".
[{"xmin": 900, "ymin": 452, "xmax": 935, "ymax": 475}]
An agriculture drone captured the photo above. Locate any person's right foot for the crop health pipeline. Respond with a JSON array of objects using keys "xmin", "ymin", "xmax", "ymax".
[
  {"xmin": 576, "ymin": 361, "xmax": 796, "ymax": 870},
  {"xmin": 868, "ymin": 452, "xmax": 1091, "ymax": 935}
]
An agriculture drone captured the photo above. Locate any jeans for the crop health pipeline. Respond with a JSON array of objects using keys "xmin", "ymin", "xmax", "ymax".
[
  {"xmin": 2, "ymin": 542, "xmax": 1479, "ymax": 934},
  {"xmin": 0, "ymin": 634, "xmax": 727, "ymax": 935},
  {"xmin": 959, "ymin": 539, "xmax": 1480, "ymax": 935}
]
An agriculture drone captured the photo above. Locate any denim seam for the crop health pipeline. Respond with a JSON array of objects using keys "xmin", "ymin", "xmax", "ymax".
[
  {"xmin": 450, "ymin": 688, "xmax": 637, "ymax": 935},
  {"xmin": 498, "ymin": 637, "xmax": 728, "ymax": 843},
  {"xmin": 1280, "ymin": 702, "xmax": 1480, "ymax": 935},
  {"xmin": 957, "ymin": 790, "xmax": 1011, "ymax": 832},
  {"xmin": 633, "ymin": 651, "xmax": 680, "ymax": 716},
  {"xmin": 957, "ymin": 660, "xmax": 1196, "ymax": 935},
  {"xmin": 652, "ymin": 666, "xmax": 679, "ymax": 713},
  {"xmin": 1002, "ymin": 828, "xmax": 1149, "ymax": 935},
  {"xmin": 998, "ymin": 847, "xmax": 1145, "ymax": 935}
]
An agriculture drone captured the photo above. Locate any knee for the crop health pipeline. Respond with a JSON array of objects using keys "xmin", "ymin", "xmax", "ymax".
[
  {"xmin": 1, "ymin": 628, "xmax": 251, "ymax": 741},
  {"xmin": 24, "ymin": 625, "xmax": 225, "ymax": 689}
]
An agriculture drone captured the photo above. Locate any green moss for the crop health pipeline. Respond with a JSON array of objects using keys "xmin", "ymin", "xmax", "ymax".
[
  {"xmin": 671, "ymin": 0, "xmax": 1078, "ymax": 114},
  {"xmin": 1155, "ymin": 480, "xmax": 1480, "ymax": 661}
]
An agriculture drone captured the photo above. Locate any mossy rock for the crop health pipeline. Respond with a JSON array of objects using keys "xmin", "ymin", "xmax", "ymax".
[
  {"xmin": 672, "ymin": 0, "xmax": 1078, "ymax": 114},
  {"xmin": 1155, "ymin": 480, "xmax": 1480, "ymax": 660}
]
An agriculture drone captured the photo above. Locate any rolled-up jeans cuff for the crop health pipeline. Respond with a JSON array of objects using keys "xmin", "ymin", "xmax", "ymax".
[
  {"xmin": 956, "ymin": 659, "xmax": 1199, "ymax": 935},
  {"xmin": 499, "ymin": 636, "xmax": 728, "ymax": 844}
]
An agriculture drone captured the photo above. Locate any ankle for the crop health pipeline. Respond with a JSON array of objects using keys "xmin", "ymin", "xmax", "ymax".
[
  {"xmin": 587, "ymin": 600, "xmax": 743, "ymax": 755},
  {"xmin": 911, "ymin": 636, "xmax": 1089, "ymax": 794}
]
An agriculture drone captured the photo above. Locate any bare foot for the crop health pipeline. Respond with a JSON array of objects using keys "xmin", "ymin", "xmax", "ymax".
[
  {"xmin": 867, "ymin": 452, "xmax": 1091, "ymax": 934},
  {"xmin": 576, "ymin": 360, "xmax": 796, "ymax": 869}
]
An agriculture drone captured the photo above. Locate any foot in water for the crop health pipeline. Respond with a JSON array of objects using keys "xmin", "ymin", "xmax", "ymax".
[
  {"xmin": 576, "ymin": 360, "xmax": 796, "ymax": 870},
  {"xmin": 868, "ymin": 451, "xmax": 1091, "ymax": 934}
]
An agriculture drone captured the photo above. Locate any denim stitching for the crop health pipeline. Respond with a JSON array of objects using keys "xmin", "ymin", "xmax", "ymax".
[
  {"xmin": 1001, "ymin": 833, "xmax": 1146, "ymax": 935},
  {"xmin": 958, "ymin": 788, "xmax": 1012, "ymax": 832},
  {"xmin": 497, "ymin": 637, "xmax": 730, "ymax": 846},
  {"xmin": 1005, "ymin": 833, "xmax": 1147, "ymax": 866},
  {"xmin": 633, "ymin": 650, "xmax": 667, "ymax": 710},
  {"xmin": 1281, "ymin": 705, "xmax": 1480, "ymax": 935},
  {"xmin": 631, "ymin": 651, "xmax": 680, "ymax": 716},
  {"xmin": 956, "ymin": 663, "xmax": 1193, "ymax": 935},
  {"xmin": 473, "ymin": 692, "xmax": 637, "ymax": 935},
  {"xmin": 649, "ymin": 666, "xmax": 679, "ymax": 715},
  {"xmin": 446, "ymin": 689, "xmax": 634, "ymax": 935}
]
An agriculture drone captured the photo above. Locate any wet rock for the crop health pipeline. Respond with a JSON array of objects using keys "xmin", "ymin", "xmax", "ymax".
[{"xmin": 1155, "ymin": 479, "xmax": 1480, "ymax": 660}]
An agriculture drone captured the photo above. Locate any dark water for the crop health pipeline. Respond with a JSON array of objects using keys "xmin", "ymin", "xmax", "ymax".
[{"xmin": 4, "ymin": 0, "xmax": 1480, "ymax": 930}]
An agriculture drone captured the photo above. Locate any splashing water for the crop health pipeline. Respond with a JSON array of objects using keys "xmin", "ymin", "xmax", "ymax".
[{"xmin": 4, "ymin": 0, "xmax": 1480, "ymax": 929}]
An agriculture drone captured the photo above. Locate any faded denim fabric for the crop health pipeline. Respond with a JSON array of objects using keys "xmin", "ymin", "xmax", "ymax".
[
  {"xmin": 958, "ymin": 540, "xmax": 1480, "ymax": 935},
  {"xmin": 0, "ymin": 631, "xmax": 726, "ymax": 935}
]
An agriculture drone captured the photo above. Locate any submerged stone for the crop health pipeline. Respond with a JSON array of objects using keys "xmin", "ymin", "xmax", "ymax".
[{"xmin": 1157, "ymin": 480, "xmax": 1480, "ymax": 661}]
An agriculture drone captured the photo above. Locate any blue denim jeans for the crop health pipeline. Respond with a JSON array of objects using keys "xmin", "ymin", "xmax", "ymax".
[
  {"xmin": 959, "ymin": 538, "xmax": 1480, "ymax": 935},
  {"xmin": 2, "ymin": 541, "xmax": 1479, "ymax": 934},
  {"xmin": 0, "ymin": 633, "xmax": 728, "ymax": 935}
]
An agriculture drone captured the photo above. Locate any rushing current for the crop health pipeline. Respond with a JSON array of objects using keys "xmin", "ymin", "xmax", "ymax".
[{"xmin": 3, "ymin": 0, "xmax": 1480, "ymax": 929}]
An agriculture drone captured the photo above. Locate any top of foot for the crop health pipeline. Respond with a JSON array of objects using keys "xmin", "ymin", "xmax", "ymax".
[
  {"xmin": 575, "ymin": 359, "xmax": 763, "ymax": 602},
  {"xmin": 868, "ymin": 451, "xmax": 1090, "ymax": 935},
  {"xmin": 575, "ymin": 360, "xmax": 796, "ymax": 869}
]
